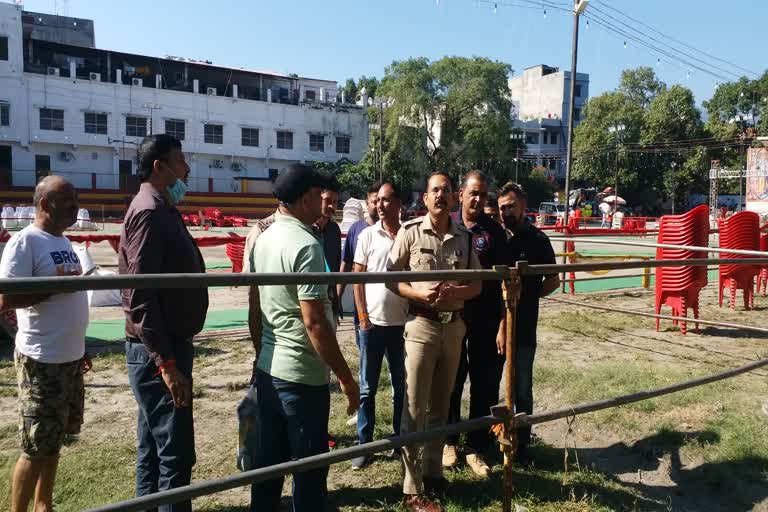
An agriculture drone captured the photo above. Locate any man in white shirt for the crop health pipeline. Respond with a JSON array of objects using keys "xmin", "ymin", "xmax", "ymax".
[
  {"xmin": 351, "ymin": 182, "xmax": 409, "ymax": 470},
  {"xmin": 0, "ymin": 176, "xmax": 90, "ymax": 512}
]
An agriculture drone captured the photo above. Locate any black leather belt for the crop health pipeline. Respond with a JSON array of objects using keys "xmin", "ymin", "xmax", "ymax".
[{"xmin": 409, "ymin": 305, "xmax": 463, "ymax": 324}]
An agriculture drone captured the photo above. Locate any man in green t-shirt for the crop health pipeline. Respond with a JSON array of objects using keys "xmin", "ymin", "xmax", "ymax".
[{"xmin": 249, "ymin": 163, "xmax": 359, "ymax": 512}]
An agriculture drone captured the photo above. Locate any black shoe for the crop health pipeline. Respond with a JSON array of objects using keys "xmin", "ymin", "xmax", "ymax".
[{"xmin": 351, "ymin": 454, "xmax": 373, "ymax": 470}]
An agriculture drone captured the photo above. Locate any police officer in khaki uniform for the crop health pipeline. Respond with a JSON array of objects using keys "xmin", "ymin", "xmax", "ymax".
[{"xmin": 387, "ymin": 172, "xmax": 481, "ymax": 512}]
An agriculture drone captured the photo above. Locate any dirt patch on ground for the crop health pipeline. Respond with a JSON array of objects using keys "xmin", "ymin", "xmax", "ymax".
[{"xmin": 0, "ymin": 229, "xmax": 767, "ymax": 510}]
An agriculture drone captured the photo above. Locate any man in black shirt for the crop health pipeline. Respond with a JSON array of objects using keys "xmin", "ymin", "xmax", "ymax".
[
  {"xmin": 313, "ymin": 177, "xmax": 342, "ymax": 319},
  {"xmin": 444, "ymin": 171, "xmax": 508, "ymax": 477},
  {"xmin": 497, "ymin": 181, "xmax": 559, "ymax": 458}
]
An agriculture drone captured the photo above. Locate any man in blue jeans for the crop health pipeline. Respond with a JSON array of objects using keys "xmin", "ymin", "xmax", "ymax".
[
  {"xmin": 350, "ymin": 182, "xmax": 409, "ymax": 470},
  {"xmin": 249, "ymin": 164, "xmax": 359, "ymax": 511},
  {"xmin": 496, "ymin": 182, "xmax": 559, "ymax": 460},
  {"xmin": 119, "ymin": 134, "xmax": 208, "ymax": 511}
]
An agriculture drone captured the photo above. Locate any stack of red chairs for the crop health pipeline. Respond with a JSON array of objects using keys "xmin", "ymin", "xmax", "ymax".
[
  {"xmin": 757, "ymin": 232, "xmax": 768, "ymax": 296},
  {"xmin": 225, "ymin": 240, "xmax": 246, "ymax": 273},
  {"xmin": 655, "ymin": 205, "xmax": 709, "ymax": 335},
  {"xmin": 718, "ymin": 211, "xmax": 760, "ymax": 310}
]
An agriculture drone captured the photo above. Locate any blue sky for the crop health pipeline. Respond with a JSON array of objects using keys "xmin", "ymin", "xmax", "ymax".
[{"xmin": 16, "ymin": 0, "xmax": 768, "ymax": 106}]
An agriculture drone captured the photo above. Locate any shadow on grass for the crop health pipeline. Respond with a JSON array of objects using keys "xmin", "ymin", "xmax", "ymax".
[{"xmin": 550, "ymin": 429, "xmax": 768, "ymax": 512}]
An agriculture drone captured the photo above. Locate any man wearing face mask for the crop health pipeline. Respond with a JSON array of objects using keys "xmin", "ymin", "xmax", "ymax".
[
  {"xmin": 119, "ymin": 134, "xmax": 208, "ymax": 511},
  {"xmin": 496, "ymin": 181, "xmax": 558, "ymax": 461}
]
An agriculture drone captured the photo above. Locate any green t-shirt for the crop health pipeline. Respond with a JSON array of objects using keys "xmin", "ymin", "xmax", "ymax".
[{"xmin": 253, "ymin": 215, "xmax": 332, "ymax": 386}]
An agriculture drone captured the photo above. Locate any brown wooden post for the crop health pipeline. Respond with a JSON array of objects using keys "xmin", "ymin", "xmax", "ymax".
[{"xmin": 501, "ymin": 268, "xmax": 521, "ymax": 512}]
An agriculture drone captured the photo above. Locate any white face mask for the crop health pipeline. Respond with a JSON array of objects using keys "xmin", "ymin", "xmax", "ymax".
[{"xmin": 162, "ymin": 162, "xmax": 188, "ymax": 204}]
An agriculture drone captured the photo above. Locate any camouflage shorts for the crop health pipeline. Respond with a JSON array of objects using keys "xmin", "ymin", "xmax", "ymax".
[{"xmin": 15, "ymin": 350, "xmax": 85, "ymax": 457}]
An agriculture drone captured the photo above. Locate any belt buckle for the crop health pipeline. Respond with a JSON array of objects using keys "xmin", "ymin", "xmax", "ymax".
[{"xmin": 437, "ymin": 311, "xmax": 454, "ymax": 324}]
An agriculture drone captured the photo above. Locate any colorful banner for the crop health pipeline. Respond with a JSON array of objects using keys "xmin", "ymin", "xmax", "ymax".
[{"xmin": 747, "ymin": 147, "xmax": 768, "ymax": 213}]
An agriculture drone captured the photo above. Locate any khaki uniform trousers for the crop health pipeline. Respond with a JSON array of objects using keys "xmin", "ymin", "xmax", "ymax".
[{"xmin": 400, "ymin": 315, "xmax": 466, "ymax": 495}]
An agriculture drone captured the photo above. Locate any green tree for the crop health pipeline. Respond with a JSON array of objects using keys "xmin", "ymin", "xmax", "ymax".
[
  {"xmin": 572, "ymin": 91, "xmax": 644, "ymax": 191},
  {"xmin": 618, "ymin": 67, "xmax": 667, "ymax": 109},
  {"xmin": 378, "ymin": 56, "xmax": 513, "ymax": 181}
]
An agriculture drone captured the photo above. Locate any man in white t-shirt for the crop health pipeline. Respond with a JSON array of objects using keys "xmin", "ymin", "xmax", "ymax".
[
  {"xmin": 0, "ymin": 176, "xmax": 90, "ymax": 512},
  {"xmin": 350, "ymin": 182, "xmax": 409, "ymax": 470}
]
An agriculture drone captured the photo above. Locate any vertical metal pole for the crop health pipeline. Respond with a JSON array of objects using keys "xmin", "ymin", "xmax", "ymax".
[
  {"xmin": 515, "ymin": 149, "xmax": 520, "ymax": 183},
  {"xmin": 561, "ymin": 2, "xmax": 581, "ymax": 292},
  {"xmin": 379, "ymin": 102, "xmax": 384, "ymax": 182},
  {"xmin": 501, "ymin": 270, "xmax": 519, "ymax": 512}
]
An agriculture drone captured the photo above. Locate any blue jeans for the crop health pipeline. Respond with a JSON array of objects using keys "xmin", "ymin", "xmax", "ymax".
[
  {"xmin": 516, "ymin": 344, "xmax": 536, "ymax": 446},
  {"xmin": 126, "ymin": 339, "xmax": 195, "ymax": 512},
  {"xmin": 250, "ymin": 370, "xmax": 330, "ymax": 512},
  {"xmin": 357, "ymin": 324, "xmax": 405, "ymax": 445}
]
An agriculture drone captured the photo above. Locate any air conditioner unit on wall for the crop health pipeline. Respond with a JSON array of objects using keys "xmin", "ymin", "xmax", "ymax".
[
  {"xmin": 231, "ymin": 162, "xmax": 243, "ymax": 172},
  {"xmin": 131, "ymin": 78, "xmax": 143, "ymax": 87},
  {"xmin": 210, "ymin": 159, "xmax": 223, "ymax": 169},
  {"xmin": 59, "ymin": 151, "xmax": 74, "ymax": 162},
  {"xmin": 47, "ymin": 67, "xmax": 60, "ymax": 77},
  {"xmin": 206, "ymin": 87, "xmax": 217, "ymax": 96},
  {"xmin": 89, "ymin": 72, "xmax": 101, "ymax": 82}
]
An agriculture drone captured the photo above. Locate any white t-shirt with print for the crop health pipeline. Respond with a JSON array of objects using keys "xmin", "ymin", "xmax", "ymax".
[
  {"xmin": 353, "ymin": 222, "xmax": 409, "ymax": 326},
  {"xmin": 0, "ymin": 225, "xmax": 89, "ymax": 363}
]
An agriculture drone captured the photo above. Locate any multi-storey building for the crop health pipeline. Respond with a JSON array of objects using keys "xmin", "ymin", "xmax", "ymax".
[
  {"xmin": 0, "ymin": 3, "xmax": 368, "ymax": 216},
  {"xmin": 509, "ymin": 64, "xmax": 589, "ymax": 179}
]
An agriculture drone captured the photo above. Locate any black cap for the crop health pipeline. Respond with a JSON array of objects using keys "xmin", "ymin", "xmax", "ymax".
[{"xmin": 272, "ymin": 163, "xmax": 331, "ymax": 204}]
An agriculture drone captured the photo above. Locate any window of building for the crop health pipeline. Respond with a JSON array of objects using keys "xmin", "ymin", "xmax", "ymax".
[
  {"xmin": 573, "ymin": 108, "xmax": 581, "ymax": 121},
  {"xmin": 305, "ymin": 89, "xmax": 316, "ymax": 101},
  {"xmin": 39, "ymin": 108, "xmax": 64, "ymax": 131},
  {"xmin": 165, "ymin": 119, "xmax": 185, "ymax": 140},
  {"xmin": 126, "ymin": 116, "xmax": 147, "ymax": 137},
  {"xmin": 309, "ymin": 133, "xmax": 324, "ymax": 152},
  {"xmin": 549, "ymin": 159, "xmax": 557, "ymax": 169},
  {"xmin": 524, "ymin": 132, "xmax": 539, "ymax": 145},
  {"xmin": 542, "ymin": 132, "xmax": 548, "ymax": 145},
  {"xmin": 550, "ymin": 132, "xmax": 558, "ymax": 145},
  {"xmin": 0, "ymin": 36, "xmax": 8, "ymax": 61},
  {"xmin": 84, "ymin": 112, "xmax": 107, "ymax": 135},
  {"xmin": 204, "ymin": 123, "xmax": 223, "ymax": 144},
  {"xmin": 241, "ymin": 127, "xmax": 259, "ymax": 147},
  {"xmin": 276, "ymin": 130, "xmax": 293, "ymax": 150},
  {"xmin": 0, "ymin": 102, "xmax": 9, "ymax": 126},
  {"xmin": 575, "ymin": 84, "xmax": 582, "ymax": 97},
  {"xmin": 336, "ymin": 136, "xmax": 350, "ymax": 154}
]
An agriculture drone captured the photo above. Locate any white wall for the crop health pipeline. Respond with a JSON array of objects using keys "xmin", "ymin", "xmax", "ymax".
[{"xmin": 0, "ymin": 4, "xmax": 368, "ymax": 192}]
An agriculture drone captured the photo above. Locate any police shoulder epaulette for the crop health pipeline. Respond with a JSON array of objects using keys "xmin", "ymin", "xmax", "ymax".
[{"xmin": 402, "ymin": 217, "xmax": 422, "ymax": 229}]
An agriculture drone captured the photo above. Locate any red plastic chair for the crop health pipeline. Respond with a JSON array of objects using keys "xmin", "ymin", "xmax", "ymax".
[
  {"xmin": 718, "ymin": 211, "xmax": 760, "ymax": 310},
  {"xmin": 225, "ymin": 241, "xmax": 245, "ymax": 273},
  {"xmin": 655, "ymin": 205, "xmax": 709, "ymax": 334},
  {"xmin": 758, "ymin": 233, "xmax": 768, "ymax": 296}
]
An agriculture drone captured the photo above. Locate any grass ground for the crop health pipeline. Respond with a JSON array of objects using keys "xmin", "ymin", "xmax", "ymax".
[{"xmin": 0, "ymin": 287, "xmax": 767, "ymax": 511}]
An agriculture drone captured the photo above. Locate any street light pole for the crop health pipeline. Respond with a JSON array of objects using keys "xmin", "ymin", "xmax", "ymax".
[{"xmin": 561, "ymin": 0, "xmax": 588, "ymax": 292}]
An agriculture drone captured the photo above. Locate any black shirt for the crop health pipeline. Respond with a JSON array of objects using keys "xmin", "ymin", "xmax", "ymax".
[
  {"xmin": 502, "ymin": 219, "xmax": 556, "ymax": 347},
  {"xmin": 315, "ymin": 220, "xmax": 342, "ymax": 315},
  {"xmin": 119, "ymin": 183, "xmax": 209, "ymax": 367},
  {"xmin": 455, "ymin": 212, "xmax": 508, "ymax": 325}
]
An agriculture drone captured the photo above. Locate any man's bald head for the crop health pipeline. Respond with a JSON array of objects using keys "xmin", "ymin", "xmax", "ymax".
[
  {"xmin": 33, "ymin": 176, "xmax": 79, "ymax": 235},
  {"xmin": 34, "ymin": 176, "xmax": 75, "ymax": 207}
]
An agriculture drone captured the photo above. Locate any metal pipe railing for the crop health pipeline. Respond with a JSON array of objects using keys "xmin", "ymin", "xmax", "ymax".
[
  {"xmin": 549, "ymin": 236, "xmax": 768, "ymax": 258},
  {"xmin": 546, "ymin": 296, "xmax": 768, "ymax": 335},
  {"xmin": 2, "ymin": 258, "xmax": 768, "ymax": 295},
  {"xmin": 86, "ymin": 355, "xmax": 768, "ymax": 512}
]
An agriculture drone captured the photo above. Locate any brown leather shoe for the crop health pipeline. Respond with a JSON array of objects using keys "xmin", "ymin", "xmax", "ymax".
[{"xmin": 403, "ymin": 494, "xmax": 444, "ymax": 512}]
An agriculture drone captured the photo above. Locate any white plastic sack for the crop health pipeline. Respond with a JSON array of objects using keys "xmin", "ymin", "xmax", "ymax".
[
  {"xmin": 1, "ymin": 206, "xmax": 15, "ymax": 229},
  {"xmin": 72, "ymin": 244, "xmax": 96, "ymax": 275},
  {"xmin": 86, "ymin": 268, "xmax": 121, "ymax": 307}
]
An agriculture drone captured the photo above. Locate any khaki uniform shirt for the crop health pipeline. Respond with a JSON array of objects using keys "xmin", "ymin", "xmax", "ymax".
[{"xmin": 387, "ymin": 214, "xmax": 481, "ymax": 312}]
